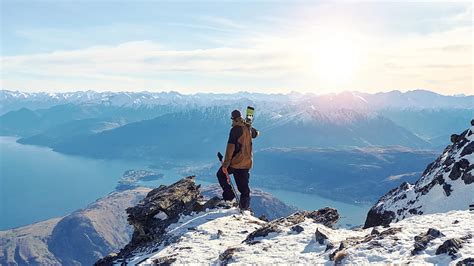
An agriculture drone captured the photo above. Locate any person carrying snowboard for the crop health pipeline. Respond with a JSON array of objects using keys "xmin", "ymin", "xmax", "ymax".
[{"xmin": 216, "ymin": 109, "xmax": 258, "ymax": 211}]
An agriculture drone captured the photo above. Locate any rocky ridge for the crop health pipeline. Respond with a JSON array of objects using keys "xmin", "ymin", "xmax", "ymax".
[
  {"xmin": 96, "ymin": 176, "xmax": 474, "ymax": 265},
  {"xmin": 365, "ymin": 121, "xmax": 474, "ymax": 228}
]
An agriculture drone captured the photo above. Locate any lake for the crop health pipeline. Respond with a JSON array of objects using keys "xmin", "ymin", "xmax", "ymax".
[{"xmin": 0, "ymin": 136, "xmax": 369, "ymax": 230}]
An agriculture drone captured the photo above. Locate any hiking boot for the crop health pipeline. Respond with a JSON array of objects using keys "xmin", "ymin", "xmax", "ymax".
[
  {"xmin": 217, "ymin": 199, "xmax": 238, "ymax": 209},
  {"xmin": 240, "ymin": 207, "xmax": 254, "ymax": 216}
]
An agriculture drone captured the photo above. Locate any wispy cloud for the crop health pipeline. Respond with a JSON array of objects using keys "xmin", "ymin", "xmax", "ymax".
[{"xmin": 1, "ymin": 2, "xmax": 472, "ymax": 94}]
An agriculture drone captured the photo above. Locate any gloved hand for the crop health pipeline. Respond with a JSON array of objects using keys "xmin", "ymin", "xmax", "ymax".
[
  {"xmin": 251, "ymin": 127, "xmax": 259, "ymax": 139},
  {"xmin": 222, "ymin": 167, "xmax": 230, "ymax": 183}
]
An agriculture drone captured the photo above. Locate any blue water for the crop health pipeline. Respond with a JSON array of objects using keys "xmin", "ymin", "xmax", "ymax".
[
  {"xmin": 0, "ymin": 137, "xmax": 151, "ymax": 230},
  {"xmin": 0, "ymin": 136, "xmax": 369, "ymax": 230}
]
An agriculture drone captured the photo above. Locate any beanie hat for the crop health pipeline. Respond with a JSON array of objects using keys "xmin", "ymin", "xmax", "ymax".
[{"xmin": 231, "ymin": 109, "xmax": 242, "ymax": 120}]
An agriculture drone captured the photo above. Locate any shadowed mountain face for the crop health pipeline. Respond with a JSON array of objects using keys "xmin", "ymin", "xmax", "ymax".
[
  {"xmin": 192, "ymin": 147, "xmax": 438, "ymax": 205},
  {"xmin": 0, "ymin": 103, "xmax": 180, "ymax": 137},
  {"xmin": 379, "ymin": 108, "xmax": 473, "ymax": 147},
  {"xmin": 1, "ymin": 90, "xmax": 471, "ymax": 162},
  {"xmin": 44, "ymin": 107, "xmax": 431, "ymax": 161},
  {"xmin": 251, "ymin": 147, "xmax": 438, "ymax": 204},
  {"xmin": 0, "ymin": 188, "xmax": 149, "ymax": 265}
]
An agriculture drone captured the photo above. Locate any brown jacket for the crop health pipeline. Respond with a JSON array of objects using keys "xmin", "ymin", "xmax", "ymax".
[{"xmin": 223, "ymin": 119, "xmax": 257, "ymax": 169}]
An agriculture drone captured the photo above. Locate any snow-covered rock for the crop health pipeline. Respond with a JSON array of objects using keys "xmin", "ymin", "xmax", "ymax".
[
  {"xmin": 364, "ymin": 121, "xmax": 474, "ymax": 228},
  {"xmin": 99, "ymin": 207, "xmax": 473, "ymax": 265},
  {"xmin": 95, "ymin": 176, "xmax": 474, "ymax": 265}
]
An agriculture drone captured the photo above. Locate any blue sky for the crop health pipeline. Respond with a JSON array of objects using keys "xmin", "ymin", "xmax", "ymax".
[{"xmin": 1, "ymin": 1, "xmax": 472, "ymax": 95}]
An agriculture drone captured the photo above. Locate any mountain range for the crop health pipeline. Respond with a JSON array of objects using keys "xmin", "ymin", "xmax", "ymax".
[
  {"xmin": 1, "ymin": 89, "xmax": 472, "ymax": 115},
  {"xmin": 2, "ymin": 90, "xmax": 471, "ymax": 157}
]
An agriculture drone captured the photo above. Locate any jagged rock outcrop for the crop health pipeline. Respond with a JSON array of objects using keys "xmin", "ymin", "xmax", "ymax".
[
  {"xmin": 96, "ymin": 176, "xmax": 221, "ymax": 265},
  {"xmin": 0, "ymin": 188, "xmax": 149, "ymax": 265},
  {"xmin": 436, "ymin": 238, "xmax": 463, "ymax": 257},
  {"xmin": 244, "ymin": 208, "xmax": 339, "ymax": 244},
  {"xmin": 364, "ymin": 122, "xmax": 474, "ymax": 228},
  {"xmin": 126, "ymin": 176, "xmax": 202, "ymax": 244},
  {"xmin": 412, "ymin": 228, "xmax": 444, "ymax": 255}
]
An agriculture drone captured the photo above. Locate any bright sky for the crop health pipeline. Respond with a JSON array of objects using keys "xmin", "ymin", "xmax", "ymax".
[{"xmin": 0, "ymin": 1, "xmax": 472, "ymax": 95}]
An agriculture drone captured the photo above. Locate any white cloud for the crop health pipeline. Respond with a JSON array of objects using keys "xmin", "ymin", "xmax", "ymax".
[{"xmin": 1, "ymin": 5, "xmax": 472, "ymax": 94}]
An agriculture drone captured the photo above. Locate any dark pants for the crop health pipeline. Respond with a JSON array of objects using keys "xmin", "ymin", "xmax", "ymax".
[{"xmin": 216, "ymin": 167, "xmax": 250, "ymax": 209}]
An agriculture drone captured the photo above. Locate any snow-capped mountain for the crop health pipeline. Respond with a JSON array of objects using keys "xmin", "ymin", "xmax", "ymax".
[
  {"xmin": 96, "ymin": 176, "xmax": 474, "ymax": 265},
  {"xmin": 0, "ymin": 90, "xmax": 299, "ymax": 115},
  {"xmin": 364, "ymin": 120, "xmax": 474, "ymax": 228},
  {"xmin": 2, "ymin": 89, "xmax": 472, "ymax": 115}
]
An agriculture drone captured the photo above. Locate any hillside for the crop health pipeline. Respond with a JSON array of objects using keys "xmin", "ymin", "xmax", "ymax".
[
  {"xmin": 50, "ymin": 107, "xmax": 431, "ymax": 160},
  {"xmin": 0, "ymin": 188, "xmax": 149, "ymax": 265}
]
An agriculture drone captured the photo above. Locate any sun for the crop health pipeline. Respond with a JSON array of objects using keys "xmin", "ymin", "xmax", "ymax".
[{"xmin": 308, "ymin": 35, "xmax": 361, "ymax": 87}]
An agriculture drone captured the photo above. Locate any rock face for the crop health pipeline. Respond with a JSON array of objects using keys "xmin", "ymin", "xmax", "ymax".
[
  {"xmin": 201, "ymin": 184, "xmax": 298, "ymax": 220},
  {"xmin": 126, "ymin": 176, "xmax": 202, "ymax": 244},
  {"xmin": 0, "ymin": 188, "xmax": 149, "ymax": 265},
  {"xmin": 364, "ymin": 123, "xmax": 474, "ymax": 228},
  {"xmin": 435, "ymin": 238, "xmax": 463, "ymax": 256},
  {"xmin": 96, "ymin": 176, "xmax": 222, "ymax": 265}
]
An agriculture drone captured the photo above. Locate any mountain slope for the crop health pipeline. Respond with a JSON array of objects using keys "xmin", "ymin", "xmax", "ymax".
[
  {"xmin": 17, "ymin": 118, "xmax": 123, "ymax": 147},
  {"xmin": 252, "ymin": 147, "xmax": 437, "ymax": 204},
  {"xmin": 364, "ymin": 121, "xmax": 474, "ymax": 228},
  {"xmin": 51, "ymin": 107, "xmax": 431, "ymax": 161},
  {"xmin": 259, "ymin": 107, "xmax": 430, "ymax": 148},
  {"xmin": 0, "ymin": 188, "xmax": 149, "ymax": 265}
]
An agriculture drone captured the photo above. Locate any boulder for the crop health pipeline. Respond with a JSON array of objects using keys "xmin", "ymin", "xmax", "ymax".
[
  {"xmin": 435, "ymin": 238, "xmax": 463, "ymax": 256},
  {"xmin": 315, "ymin": 228, "xmax": 329, "ymax": 244},
  {"xmin": 244, "ymin": 207, "xmax": 339, "ymax": 244},
  {"xmin": 412, "ymin": 228, "xmax": 444, "ymax": 255},
  {"xmin": 291, "ymin": 225, "xmax": 304, "ymax": 233}
]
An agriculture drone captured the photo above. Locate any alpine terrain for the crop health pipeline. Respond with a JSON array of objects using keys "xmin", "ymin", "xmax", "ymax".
[{"xmin": 96, "ymin": 120, "xmax": 474, "ymax": 266}]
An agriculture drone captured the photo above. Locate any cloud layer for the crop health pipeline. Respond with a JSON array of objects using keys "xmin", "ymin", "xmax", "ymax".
[{"xmin": 1, "ymin": 2, "xmax": 472, "ymax": 94}]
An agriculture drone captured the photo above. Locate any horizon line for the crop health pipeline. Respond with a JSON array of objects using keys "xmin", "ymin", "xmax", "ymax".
[{"xmin": 1, "ymin": 88, "xmax": 472, "ymax": 97}]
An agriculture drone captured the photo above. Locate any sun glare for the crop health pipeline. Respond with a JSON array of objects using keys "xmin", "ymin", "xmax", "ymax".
[{"xmin": 308, "ymin": 35, "xmax": 361, "ymax": 87}]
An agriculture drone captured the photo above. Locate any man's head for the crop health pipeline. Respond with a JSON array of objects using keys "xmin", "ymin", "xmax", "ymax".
[{"xmin": 231, "ymin": 109, "xmax": 242, "ymax": 121}]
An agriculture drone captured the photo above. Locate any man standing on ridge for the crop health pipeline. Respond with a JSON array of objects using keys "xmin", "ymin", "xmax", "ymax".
[{"xmin": 217, "ymin": 109, "xmax": 258, "ymax": 211}]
